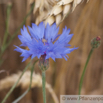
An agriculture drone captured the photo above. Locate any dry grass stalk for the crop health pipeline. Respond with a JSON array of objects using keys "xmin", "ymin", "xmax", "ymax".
[
  {"xmin": 0, "ymin": 71, "xmax": 59, "ymax": 103},
  {"xmin": 29, "ymin": 0, "xmax": 89, "ymax": 25}
]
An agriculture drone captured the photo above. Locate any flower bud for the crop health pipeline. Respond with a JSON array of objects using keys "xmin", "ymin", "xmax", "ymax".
[
  {"xmin": 91, "ymin": 36, "xmax": 101, "ymax": 48},
  {"xmin": 39, "ymin": 54, "xmax": 49, "ymax": 71}
]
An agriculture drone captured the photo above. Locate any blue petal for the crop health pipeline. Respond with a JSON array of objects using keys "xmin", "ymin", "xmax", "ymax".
[
  {"xmin": 38, "ymin": 22, "xmax": 45, "ymax": 39},
  {"xmin": 64, "ymin": 47, "xmax": 78, "ymax": 54},
  {"xmin": 31, "ymin": 54, "xmax": 36, "ymax": 59},
  {"xmin": 14, "ymin": 46, "xmax": 31, "ymax": 62},
  {"xmin": 28, "ymin": 22, "xmax": 45, "ymax": 40},
  {"xmin": 45, "ymin": 23, "xmax": 59, "ymax": 43},
  {"xmin": 18, "ymin": 26, "xmax": 32, "ymax": 46},
  {"xmin": 28, "ymin": 26, "xmax": 39, "ymax": 40},
  {"xmin": 45, "ymin": 23, "xmax": 51, "ymax": 41}
]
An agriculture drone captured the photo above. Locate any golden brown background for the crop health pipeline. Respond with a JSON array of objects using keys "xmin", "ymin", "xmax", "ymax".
[{"xmin": 0, "ymin": 0, "xmax": 103, "ymax": 103}]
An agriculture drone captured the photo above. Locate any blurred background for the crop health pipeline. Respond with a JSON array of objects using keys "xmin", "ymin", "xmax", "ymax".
[{"xmin": 0, "ymin": 0, "xmax": 103, "ymax": 103}]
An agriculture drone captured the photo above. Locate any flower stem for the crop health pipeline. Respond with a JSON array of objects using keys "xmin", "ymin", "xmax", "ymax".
[
  {"xmin": 0, "ymin": 3, "xmax": 34, "ymax": 66},
  {"xmin": 12, "ymin": 60, "xmax": 38, "ymax": 103},
  {"xmin": 79, "ymin": 48, "xmax": 94, "ymax": 95},
  {"xmin": 0, "ymin": 3, "xmax": 12, "ymax": 66},
  {"xmin": 42, "ymin": 71, "xmax": 46, "ymax": 103},
  {"xmin": 2, "ymin": 2, "xmax": 12, "ymax": 47},
  {"xmin": 1, "ymin": 61, "xmax": 31, "ymax": 103}
]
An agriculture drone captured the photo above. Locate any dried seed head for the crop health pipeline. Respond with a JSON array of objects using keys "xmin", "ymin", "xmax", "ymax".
[
  {"xmin": 56, "ymin": 14, "xmax": 62, "ymax": 25},
  {"xmin": 29, "ymin": 0, "xmax": 57, "ymax": 14},
  {"xmin": 50, "ymin": 5, "xmax": 63, "ymax": 16},
  {"xmin": 30, "ymin": 0, "xmax": 89, "ymax": 25},
  {"xmin": 44, "ymin": 16, "xmax": 55, "ymax": 25},
  {"xmin": 35, "ymin": 11, "xmax": 48, "ymax": 25},
  {"xmin": 57, "ymin": 0, "xmax": 73, "ymax": 5},
  {"xmin": 63, "ymin": 4, "xmax": 71, "ymax": 16},
  {"xmin": 72, "ymin": 0, "xmax": 82, "ymax": 11}
]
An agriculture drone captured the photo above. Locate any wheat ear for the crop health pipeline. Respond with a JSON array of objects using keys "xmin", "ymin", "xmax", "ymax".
[
  {"xmin": 29, "ymin": 0, "xmax": 89, "ymax": 25},
  {"xmin": 0, "ymin": 71, "xmax": 59, "ymax": 103}
]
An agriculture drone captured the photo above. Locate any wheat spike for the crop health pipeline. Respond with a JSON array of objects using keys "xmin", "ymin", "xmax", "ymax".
[
  {"xmin": 30, "ymin": 0, "xmax": 89, "ymax": 25},
  {"xmin": 0, "ymin": 71, "xmax": 59, "ymax": 103}
]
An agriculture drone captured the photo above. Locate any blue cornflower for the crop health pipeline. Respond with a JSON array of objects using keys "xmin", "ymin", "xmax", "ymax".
[{"xmin": 14, "ymin": 22, "xmax": 78, "ymax": 62}]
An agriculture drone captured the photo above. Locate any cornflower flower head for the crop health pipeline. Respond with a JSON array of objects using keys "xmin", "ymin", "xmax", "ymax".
[{"xmin": 14, "ymin": 22, "xmax": 78, "ymax": 62}]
